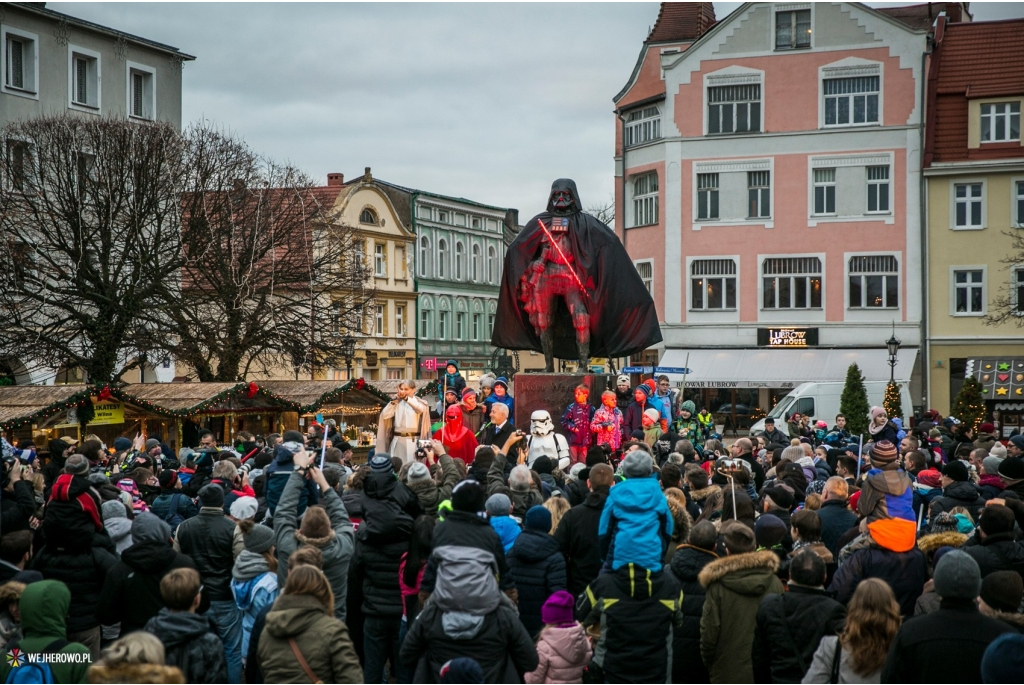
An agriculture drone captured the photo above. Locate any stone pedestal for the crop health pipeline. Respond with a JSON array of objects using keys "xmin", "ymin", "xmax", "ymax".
[{"xmin": 512, "ymin": 373, "xmax": 615, "ymax": 436}]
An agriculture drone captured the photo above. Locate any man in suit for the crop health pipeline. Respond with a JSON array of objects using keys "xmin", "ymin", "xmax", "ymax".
[{"xmin": 479, "ymin": 403, "xmax": 515, "ymax": 448}]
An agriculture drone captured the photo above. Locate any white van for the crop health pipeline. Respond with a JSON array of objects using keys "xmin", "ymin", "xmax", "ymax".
[{"xmin": 749, "ymin": 381, "xmax": 914, "ymax": 438}]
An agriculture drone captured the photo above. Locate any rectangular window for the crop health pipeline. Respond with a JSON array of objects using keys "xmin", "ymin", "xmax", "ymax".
[
  {"xmin": 5, "ymin": 140, "xmax": 33, "ymax": 192},
  {"xmin": 953, "ymin": 270, "xmax": 985, "ymax": 314},
  {"xmin": 1017, "ymin": 181, "xmax": 1024, "ymax": 226},
  {"xmin": 1014, "ymin": 268, "xmax": 1024, "ymax": 315},
  {"xmin": 438, "ymin": 210, "xmax": 449, "ymax": 223},
  {"xmin": 708, "ymin": 84, "xmax": 761, "ymax": 134},
  {"xmin": 70, "ymin": 48, "xmax": 100, "ymax": 109},
  {"xmin": 6, "ymin": 36, "xmax": 24, "ymax": 89},
  {"xmin": 395, "ymin": 305, "xmax": 405, "ymax": 337},
  {"xmin": 762, "ymin": 257, "xmax": 822, "ymax": 309},
  {"xmin": 849, "ymin": 255, "xmax": 899, "ymax": 308},
  {"xmin": 981, "ymin": 103, "xmax": 1021, "ymax": 142},
  {"xmin": 128, "ymin": 64, "xmax": 155, "ymax": 120},
  {"xmin": 332, "ymin": 303, "xmax": 341, "ymax": 335},
  {"xmin": 633, "ymin": 172, "xmax": 658, "ymax": 227},
  {"xmin": 437, "ymin": 311, "xmax": 449, "ymax": 340},
  {"xmin": 775, "ymin": 9, "xmax": 811, "ymax": 50},
  {"xmin": 420, "ymin": 309, "xmax": 430, "ymax": 338},
  {"xmin": 954, "ymin": 183, "xmax": 984, "ymax": 229},
  {"xmin": 473, "ymin": 313, "xmax": 482, "ymax": 340},
  {"xmin": 456, "ymin": 312, "xmax": 466, "ymax": 340},
  {"xmin": 691, "ymin": 259, "xmax": 737, "ymax": 310},
  {"xmin": 697, "ymin": 173, "xmax": 719, "ymax": 220},
  {"xmin": 867, "ymin": 166, "xmax": 890, "ymax": 213},
  {"xmin": 813, "ymin": 168, "xmax": 836, "ymax": 215},
  {"xmin": 636, "ymin": 261, "xmax": 653, "ymax": 293},
  {"xmin": 824, "ymin": 76, "xmax": 880, "ymax": 126},
  {"xmin": 374, "ymin": 244, "xmax": 387, "ymax": 278},
  {"xmin": 624, "ymin": 105, "xmax": 661, "ymax": 147},
  {"xmin": 4, "ymin": 32, "xmax": 36, "ymax": 93},
  {"xmin": 488, "ymin": 314, "xmax": 495, "ymax": 336},
  {"xmin": 374, "ymin": 305, "xmax": 385, "ymax": 337},
  {"xmin": 748, "ymin": 170, "xmax": 771, "ymax": 219}
]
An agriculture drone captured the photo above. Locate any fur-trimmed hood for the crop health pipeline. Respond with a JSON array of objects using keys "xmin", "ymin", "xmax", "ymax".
[
  {"xmin": 689, "ymin": 485, "xmax": 720, "ymax": 502},
  {"xmin": 295, "ymin": 529, "xmax": 336, "ymax": 547},
  {"xmin": 917, "ymin": 531, "xmax": 968, "ymax": 556},
  {"xmin": 0, "ymin": 581, "xmax": 25, "ymax": 607},
  {"xmin": 665, "ymin": 496, "xmax": 692, "ymax": 542},
  {"xmin": 698, "ymin": 549, "xmax": 780, "ymax": 591},
  {"xmin": 87, "ymin": 662, "xmax": 185, "ymax": 683},
  {"xmin": 983, "ymin": 608, "xmax": 1024, "ymax": 629}
]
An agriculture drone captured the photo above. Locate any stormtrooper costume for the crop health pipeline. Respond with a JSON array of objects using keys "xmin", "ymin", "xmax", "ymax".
[{"xmin": 526, "ymin": 410, "xmax": 571, "ymax": 471}]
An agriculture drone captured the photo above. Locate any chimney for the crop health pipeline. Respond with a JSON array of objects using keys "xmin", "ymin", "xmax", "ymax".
[
  {"xmin": 364, "ymin": 166, "xmax": 372, "ymax": 182},
  {"xmin": 327, "ymin": 173, "xmax": 344, "ymax": 187}
]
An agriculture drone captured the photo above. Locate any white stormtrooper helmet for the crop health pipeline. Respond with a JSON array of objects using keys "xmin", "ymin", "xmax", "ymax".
[{"xmin": 530, "ymin": 410, "xmax": 555, "ymax": 437}]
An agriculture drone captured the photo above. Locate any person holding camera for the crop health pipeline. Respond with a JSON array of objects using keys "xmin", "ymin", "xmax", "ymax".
[{"xmin": 0, "ymin": 458, "xmax": 37, "ymax": 535}]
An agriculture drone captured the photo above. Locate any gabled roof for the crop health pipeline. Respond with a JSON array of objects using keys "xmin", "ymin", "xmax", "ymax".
[
  {"xmin": 875, "ymin": 2, "xmax": 967, "ymax": 31},
  {"xmin": 373, "ymin": 179, "xmax": 512, "ymax": 214},
  {"xmin": 934, "ymin": 18, "xmax": 1024, "ymax": 99},
  {"xmin": 646, "ymin": 2, "xmax": 716, "ymax": 44}
]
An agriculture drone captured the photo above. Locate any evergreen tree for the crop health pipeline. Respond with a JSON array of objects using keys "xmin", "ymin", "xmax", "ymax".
[
  {"xmin": 952, "ymin": 376, "xmax": 986, "ymax": 432},
  {"xmin": 883, "ymin": 381, "xmax": 904, "ymax": 422},
  {"xmin": 840, "ymin": 363, "xmax": 870, "ymax": 436}
]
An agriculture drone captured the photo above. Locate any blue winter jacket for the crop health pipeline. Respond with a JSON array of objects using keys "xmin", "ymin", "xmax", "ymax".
[
  {"xmin": 490, "ymin": 515, "xmax": 522, "ymax": 554},
  {"xmin": 599, "ymin": 475, "xmax": 673, "ymax": 572}
]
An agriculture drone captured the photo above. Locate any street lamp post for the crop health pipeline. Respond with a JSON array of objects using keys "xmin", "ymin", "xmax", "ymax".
[
  {"xmin": 340, "ymin": 335, "xmax": 356, "ymax": 380},
  {"xmin": 886, "ymin": 323, "xmax": 902, "ymax": 385}
]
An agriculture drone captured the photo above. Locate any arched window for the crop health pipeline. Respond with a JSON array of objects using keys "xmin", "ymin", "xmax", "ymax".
[
  {"xmin": 437, "ymin": 299, "xmax": 450, "ymax": 340},
  {"xmin": 359, "ymin": 207, "xmax": 378, "ymax": 225},
  {"xmin": 455, "ymin": 242, "xmax": 466, "ymax": 280},
  {"xmin": 487, "ymin": 246, "xmax": 498, "ymax": 284},
  {"xmin": 418, "ymin": 236, "xmax": 430, "ymax": 277},
  {"xmin": 471, "ymin": 244, "xmax": 481, "ymax": 281},
  {"xmin": 437, "ymin": 239, "xmax": 448, "ymax": 279},
  {"xmin": 419, "ymin": 297, "xmax": 433, "ymax": 338}
]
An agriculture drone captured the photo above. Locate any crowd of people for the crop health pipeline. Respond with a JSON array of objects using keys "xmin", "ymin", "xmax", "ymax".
[{"xmin": 1, "ymin": 367, "xmax": 1023, "ymax": 684}]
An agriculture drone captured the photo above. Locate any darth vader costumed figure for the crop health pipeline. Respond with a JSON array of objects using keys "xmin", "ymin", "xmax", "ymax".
[{"xmin": 492, "ymin": 179, "xmax": 662, "ymax": 371}]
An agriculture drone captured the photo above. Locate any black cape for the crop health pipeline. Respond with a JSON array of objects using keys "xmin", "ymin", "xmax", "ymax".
[{"xmin": 491, "ymin": 180, "xmax": 662, "ymax": 359}]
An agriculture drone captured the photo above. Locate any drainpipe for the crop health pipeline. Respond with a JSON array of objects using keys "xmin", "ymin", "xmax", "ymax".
[
  {"xmin": 617, "ymin": 111, "xmax": 628, "ymax": 373},
  {"xmin": 920, "ymin": 34, "xmax": 934, "ymax": 411},
  {"xmin": 412, "ymin": 191, "xmax": 420, "ymax": 380}
]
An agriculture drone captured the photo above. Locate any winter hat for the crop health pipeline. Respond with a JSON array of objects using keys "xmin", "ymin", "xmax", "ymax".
[
  {"xmin": 407, "ymin": 462, "xmax": 432, "ymax": 485},
  {"xmin": 1009, "ymin": 434, "xmax": 1024, "ymax": 451},
  {"xmin": 369, "ymin": 453, "xmax": 394, "ymax": 474},
  {"xmin": 982, "ymin": 456, "xmax": 1003, "ymax": 477},
  {"xmin": 158, "ymin": 470, "xmax": 178, "ymax": 489},
  {"xmin": 755, "ymin": 514, "xmax": 787, "ymax": 549},
  {"xmin": 479, "ymin": 374, "xmax": 496, "ymax": 389},
  {"xmin": 533, "ymin": 455, "xmax": 553, "ymax": 475},
  {"xmin": 621, "ymin": 450, "xmax": 653, "ymax": 479},
  {"xmin": 568, "ymin": 463, "xmax": 586, "ymax": 482},
  {"xmin": 64, "ymin": 454, "xmax": 90, "ymax": 476},
  {"xmin": 485, "ymin": 493, "xmax": 511, "ymax": 518},
  {"xmin": 88, "ymin": 472, "xmax": 110, "ymax": 486},
  {"xmin": 989, "ymin": 442, "xmax": 1007, "ymax": 459},
  {"xmin": 145, "ymin": 439, "xmax": 161, "ymax": 452},
  {"xmin": 131, "ymin": 512, "xmax": 172, "ymax": 545},
  {"xmin": 979, "ymin": 423, "xmax": 995, "ymax": 434},
  {"xmin": 525, "ymin": 505, "xmax": 552, "ymax": 532},
  {"xmin": 493, "ymin": 377, "xmax": 509, "ymax": 393},
  {"xmin": 244, "ymin": 524, "xmax": 275, "ymax": 554},
  {"xmin": 932, "ymin": 545, "xmax": 956, "ymax": 568},
  {"xmin": 230, "ymin": 496, "xmax": 258, "ymax": 521},
  {"xmin": 197, "ymin": 483, "xmax": 225, "ymax": 509},
  {"xmin": 954, "ymin": 513, "xmax": 975, "ymax": 535},
  {"xmin": 541, "ymin": 590, "xmax": 576, "ymax": 627},
  {"xmin": 102, "ymin": 500, "xmax": 128, "ymax": 521},
  {"xmin": 643, "ymin": 408, "xmax": 660, "ymax": 423},
  {"xmin": 815, "ymin": 420, "xmax": 828, "ymax": 429},
  {"xmin": 762, "ymin": 485, "xmax": 795, "ymax": 510},
  {"xmin": 942, "ymin": 460, "xmax": 970, "ymax": 482},
  {"xmin": 998, "ymin": 457, "xmax": 1024, "ymax": 481},
  {"xmin": 451, "ymin": 480, "xmax": 487, "ymax": 513},
  {"xmin": 438, "ymin": 658, "xmax": 485, "ymax": 684},
  {"xmin": 617, "ymin": 374, "xmax": 630, "ymax": 386},
  {"xmin": 113, "ymin": 437, "xmax": 132, "ymax": 452},
  {"xmin": 917, "ymin": 469, "xmax": 942, "ymax": 488},
  {"xmin": 870, "ymin": 440, "xmax": 898, "ymax": 465},
  {"xmin": 980, "ymin": 570, "xmax": 1024, "ymax": 613},
  {"xmin": 445, "ymin": 359, "xmax": 459, "ymax": 371},
  {"xmin": 981, "ymin": 633, "xmax": 1024, "ymax": 684},
  {"xmin": 870, "ymin": 406, "xmax": 886, "ymax": 421},
  {"xmin": 461, "ymin": 387, "xmax": 477, "ymax": 400},
  {"xmin": 933, "ymin": 550, "xmax": 981, "ymax": 601},
  {"xmin": 636, "ymin": 383, "xmax": 653, "ymax": 398}
]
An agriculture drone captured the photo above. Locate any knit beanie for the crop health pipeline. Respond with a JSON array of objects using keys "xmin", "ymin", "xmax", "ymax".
[
  {"xmin": 617, "ymin": 374, "xmax": 630, "ymax": 385},
  {"xmin": 113, "ymin": 437, "xmax": 132, "ymax": 452},
  {"xmin": 451, "ymin": 480, "xmax": 487, "ymax": 513},
  {"xmin": 980, "ymin": 570, "xmax": 1024, "ymax": 613},
  {"xmin": 981, "ymin": 633, "xmax": 1024, "ymax": 684},
  {"xmin": 541, "ymin": 590, "xmax": 576, "ymax": 626},
  {"xmin": 942, "ymin": 460, "xmax": 969, "ymax": 482},
  {"xmin": 621, "ymin": 450, "xmax": 653, "ymax": 479},
  {"xmin": 1010, "ymin": 434, "xmax": 1024, "ymax": 451},
  {"xmin": 485, "ymin": 493, "xmax": 511, "ymax": 518},
  {"xmin": 989, "ymin": 442, "xmax": 1007, "ymax": 459},
  {"xmin": 64, "ymin": 454, "xmax": 90, "ymax": 476},
  {"xmin": 131, "ymin": 512, "xmax": 172, "ymax": 545},
  {"xmin": 525, "ymin": 505, "xmax": 552, "ymax": 532},
  {"xmin": 870, "ymin": 406, "xmax": 886, "ymax": 421},
  {"xmin": 102, "ymin": 500, "xmax": 127, "ymax": 521},
  {"xmin": 870, "ymin": 440, "xmax": 898, "ymax": 466},
  {"xmin": 929, "ymin": 512, "xmax": 959, "ymax": 535},
  {"xmin": 407, "ymin": 462, "xmax": 432, "ymax": 485},
  {"xmin": 933, "ymin": 550, "xmax": 981, "ymax": 601},
  {"xmin": 198, "ymin": 483, "xmax": 225, "ymax": 509},
  {"xmin": 244, "ymin": 524, "xmax": 275, "ymax": 554},
  {"xmin": 533, "ymin": 455, "xmax": 553, "ymax": 475},
  {"xmin": 643, "ymin": 408, "xmax": 660, "ymax": 423},
  {"xmin": 998, "ymin": 456, "xmax": 1024, "ymax": 480},
  {"xmin": 145, "ymin": 438, "xmax": 161, "ymax": 452},
  {"xmin": 568, "ymin": 463, "xmax": 586, "ymax": 482},
  {"xmin": 370, "ymin": 453, "xmax": 394, "ymax": 474},
  {"xmin": 230, "ymin": 496, "xmax": 258, "ymax": 521},
  {"xmin": 755, "ymin": 514, "xmax": 787, "ymax": 549},
  {"xmin": 982, "ymin": 456, "xmax": 1003, "ymax": 477},
  {"xmin": 917, "ymin": 469, "xmax": 942, "ymax": 488},
  {"xmin": 637, "ymin": 384, "xmax": 653, "ymax": 398},
  {"xmin": 461, "ymin": 387, "xmax": 476, "ymax": 399},
  {"xmin": 158, "ymin": 470, "xmax": 178, "ymax": 489}
]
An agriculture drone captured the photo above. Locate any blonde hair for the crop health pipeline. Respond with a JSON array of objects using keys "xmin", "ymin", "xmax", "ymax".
[
  {"xmin": 803, "ymin": 493, "xmax": 822, "ymax": 510},
  {"xmin": 283, "ymin": 564, "xmax": 335, "ymax": 617},
  {"xmin": 841, "ymin": 578, "xmax": 901, "ymax": 676},
  {"xmin": 542, "ymin": 497, "xmax": 570, "ymax": 534},
  {"xmin": 99, "ymin": 631, "xmax": 166, "ymax": 666}
]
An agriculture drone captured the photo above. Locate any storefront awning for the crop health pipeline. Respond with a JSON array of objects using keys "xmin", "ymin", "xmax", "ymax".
[{"xmin": 658, "ymin": 348, "xmax": 919, "ymax": 388}]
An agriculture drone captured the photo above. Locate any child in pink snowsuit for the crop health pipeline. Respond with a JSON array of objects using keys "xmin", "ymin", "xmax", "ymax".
[{"xmin": 591, "ymin": 390, "xmax": 623, "ymax": 451}]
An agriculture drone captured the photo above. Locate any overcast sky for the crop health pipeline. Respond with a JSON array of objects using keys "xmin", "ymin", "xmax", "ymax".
[{"xmin": 50, "ymin": 2, "xmax": 1024, "ymax": 221}]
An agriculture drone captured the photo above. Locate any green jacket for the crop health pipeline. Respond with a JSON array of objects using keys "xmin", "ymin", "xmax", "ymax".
[
  {"xmin": 699, "ymin": 550, "xmax": 784, "ymax": 684},
  {"xmin": 257, "ymin": 593, "xmax": 361, "ymax": 684},
  {"xmin": 0, "ymin": 580, "xmax": 92, "ymax": 684}
]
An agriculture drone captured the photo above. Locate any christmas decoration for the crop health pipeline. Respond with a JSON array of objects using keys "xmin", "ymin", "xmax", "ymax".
[
  {"xmin": 355, "ymin": 377, "xmax": 366, "ymax": 390},
  {"xmin": 883, "ymin": 381, "xmax": 903, "ymax": 422},
  {"xmin": 247, "ymin": 381, "xmax": 259, "ymax": 399},
  {"xmin": 97, "ymin": 385, "xmax": 112, "ymax": 402},
  {"xmin": 952, "ymin": 375, "xmax": 986, "ymax": 433},
  {"xmin": 839, "ymin": 363, "xmax": 870, "ymax": 436}
]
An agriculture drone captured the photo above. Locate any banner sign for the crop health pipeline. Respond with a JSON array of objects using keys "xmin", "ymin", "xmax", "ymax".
[{"xmin": 757, "ymin": 327, "xmax": 819, "ymax": 348}]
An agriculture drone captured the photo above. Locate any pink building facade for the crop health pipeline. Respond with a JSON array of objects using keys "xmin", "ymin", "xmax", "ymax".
[{"xmin": 615, "ymin": 2, "xmax": 935, "ymax": 421}]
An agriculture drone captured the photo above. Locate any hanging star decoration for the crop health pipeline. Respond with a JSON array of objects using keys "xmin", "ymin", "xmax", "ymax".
[{"xmin": 996, "ymin": 387, "xmax": 1009, "ymax": 396}]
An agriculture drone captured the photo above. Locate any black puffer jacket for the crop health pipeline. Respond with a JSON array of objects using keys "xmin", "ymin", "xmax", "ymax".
[
  {"xmin": 563, "ymin": 477, "xmax": 589, "ymax": 507},
  {"xmin": 421, "ymin": 510, "xmax": 514, "ymax": 594},
  {"xmin": 668, "ymin": 545, "xmax": 717, "ymax": 684},
  {"xmin": 552, "ymin": 487, "xmax": 607, "ymax": 597},
  {"xmin": 506, "ymin": 529, "xmax": 566, "ymax": 637},
  {"xmin": 356, "ymin": 472, "xmax": 421, "ymax": 618},
  {"xmin": 752, "ymin": 585, "xmax": 847, "ymax": 683},
  {"xmin": 31, "ymin": 535, "xmax": 118, "ymax": 633},
  {"xmin": 145, "ymin": 608, "xmax": 228, "ymax": 684},
  {"xmin": 963, "ymin": 532, "xmax": 1024, "ymax": 578},
  {"xmin": 0, "ymin": 481, "xmax": 37, "ymax": 534},
  {"xmin": 174, "ymin": 507, "xmax": 238, "ymax": 602},
  {"xmin": 97, "ymin": 539, "xmax": 197, "ymax": 634},
  {"xmin": 929, "ymin": 481, "xmax": 987, "ymax": 521}
]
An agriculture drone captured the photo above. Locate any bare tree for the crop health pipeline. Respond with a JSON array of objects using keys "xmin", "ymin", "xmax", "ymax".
[
  {"xmin": 165, "ymin": 124, "xmax": 373, "ymax": 381},
  {"xmin": 0, "ymin": 115, "xmax": 186, "ymax": 384},
  {"xmin": 586, "ymin": 196, "xmax": 615, "ymax": 230},
  {"xmin": 984, "ymin": 229, "xmax": 1024, "ymax": 327}
]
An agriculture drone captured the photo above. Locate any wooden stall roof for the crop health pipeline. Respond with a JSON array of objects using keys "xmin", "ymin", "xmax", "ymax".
[
  {"xmin": 112, "ymin": 382, "xmax": 296, "ymax": 416},
  {"xmin": 0, "ymin": 385, "xmax": 94, "ymax": 428},
  {"xmin": 259, "ymin": 379, "xmax": 437, "ymax": 414}
]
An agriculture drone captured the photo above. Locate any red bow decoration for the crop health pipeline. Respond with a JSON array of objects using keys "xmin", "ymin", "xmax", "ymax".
[
  {"xmin": 97, "ymin": 385, "xmax": 112, "ymax": 402},
  {"xmin": 247, "ymin": 381, "xmax": 259, "ymax": 398},
  {"xmin": 355, "ymin": 377, "xmax": 366, "ymax": 390}
]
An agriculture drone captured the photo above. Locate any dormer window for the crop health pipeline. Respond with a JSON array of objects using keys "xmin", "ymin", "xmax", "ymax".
[
  {"xmin": 360, "ymin": 207, "xmax": 378, "ymax": 225},
  {"xmin": 624, "ymin": 105, "xmax": 661, "ymax": 147}
]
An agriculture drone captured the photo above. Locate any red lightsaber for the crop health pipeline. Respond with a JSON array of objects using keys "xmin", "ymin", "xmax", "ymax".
[{"xmin": 537, "ymin": 219, "xmax": 589, "ymax": 300}]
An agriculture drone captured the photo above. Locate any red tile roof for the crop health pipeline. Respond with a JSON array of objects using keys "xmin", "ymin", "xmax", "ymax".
[
  {"xmin": 876, "ymin": 3, "xmax": 965, "ymax": 31},
  {"xmin": 646, "ymin": 2, "xmax": 716, "ymax": 43}
]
